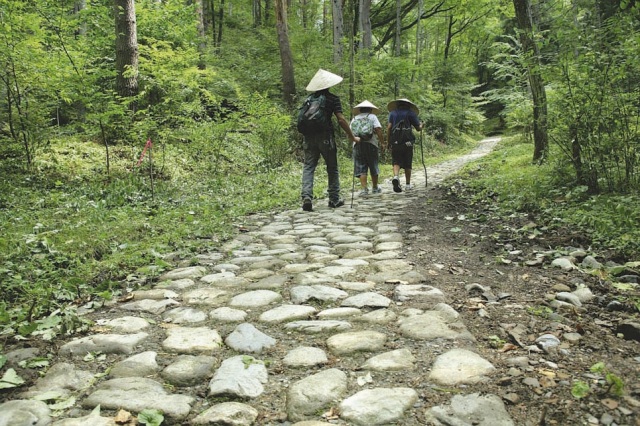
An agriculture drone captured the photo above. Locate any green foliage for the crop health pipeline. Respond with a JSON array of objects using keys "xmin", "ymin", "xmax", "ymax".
[
  {"xmin": 138, "ymin": 409, "xmax": 164, "ymax": 426},
  {"xmin": 590, "ymin": 362, "xmax": 625, "ymax": 397},
  {"xmin": 486, "ymin": 335, "xmax": 506, "ymax": 349},
  {"xmin": 481, "ymin": 37, "xmax": 532, "ymax": 135},
  {"xmin": 571, "ymin": 381, "xmax": 590, "ymax": 399},
  {"xmin": 527, "ymin": 305, "xmax": 553, "ymax": 318},
  {"xmin": 452, "ymin": 137, "xmax": 640, "ymax": 258},
  {"xmin": 0, "ymin": 368, "xmax": 26, "ymax": 390}
]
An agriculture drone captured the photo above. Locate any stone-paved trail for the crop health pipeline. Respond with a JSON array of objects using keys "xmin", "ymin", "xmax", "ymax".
[{"xmin": 1, "ymin": 138, "xmax": 508, "ymax": 426}]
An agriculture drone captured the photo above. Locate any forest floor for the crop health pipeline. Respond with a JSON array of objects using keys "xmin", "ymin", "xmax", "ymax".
[{"xmin": 400, "ymin": 180, "xmax": 640, "ymax": 425}]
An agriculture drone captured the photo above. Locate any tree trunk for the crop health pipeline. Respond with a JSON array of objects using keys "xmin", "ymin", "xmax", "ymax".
[
  {"xmin": 332, "ymin": 0, "xmax": 344, "ymax": 63},
  {"xmin": 394, "ymin": 0, "xmax": 401, "ymax": 57},
  {"xmin": 196, "ymin": 0, "xmax": 207, "ymax": 68},
  {"xmin": 444, "ymin": 14, "xmax": 453, "ymax": 60},
  {"xmin": 348, "ymin": 0, "xmax": 356, "ymax": 108},
  {"xmin": 253, "ymin": 0, "xmax": 262, "ymax": 26},
  {"xmin": 359, "ymin": 0, "xmax": 372, "ymax": 50},
  {"xmin": 415, "ymin": 0, "xmax": 422, "ymax": 65},
  {"xmin": 74, "ymin": 0, "xmax": 87, "ymax": 36},
  {"xmin": 216, "ymin": 0, "xmax": 225, "ymax": 47},
  {"xmin": 275, "ymin": 0, "xmax": 296, "ymax": 106},
  {"xmin": 299, "ymin": 0, "xmax": 307, "ymax": 28},
  {"xmin": 114, "ymin": 0, "xmax": 139, "ymax": 101},
  {"xmin": 513, "ymin": 0, "xmax": 548, "ymax": 163}
]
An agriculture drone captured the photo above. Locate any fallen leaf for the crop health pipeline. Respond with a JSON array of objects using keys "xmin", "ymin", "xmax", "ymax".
[
  {"xmin": 595, "ymin": 319, "xmax": 614, "ymax": 328},
  {"xmin": 322, "ymin": 406, "xmax": 340, "ymax": 420},
  {"xmin": 539, "ymin": 376, "xmax": 556, "ymax": 388},
  {"xmin": 115, "ymin": 409, "xmax": 133, "ymax": 424},
  {"xmin": 385, "ymin": 279, "xmax": 408, "ymax": 285},
  {"xmin": 601, "ymin": 398, "xmax": 619, "ymax": 410},
  {"xmin": 118, "ymin": 294, "xmax": 134, "ymax": 303},
  {"xmin": 499, "ymin": 343, "xmax": 518, "ymax": 353},
  {"xmin": 448, "ymin": 266, "xmax": 465, "ymax": 275},
  {"xmin": 539, "ymin": 369, "xmax": 556, "ymax": 378}
]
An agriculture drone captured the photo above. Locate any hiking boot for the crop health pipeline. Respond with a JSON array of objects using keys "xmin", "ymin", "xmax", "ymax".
[
  {"xmin": 372, "ymin": 187, "xmax": 382, "ymax": 194},
  {"xmin": 359, "ymin": 188, "xmax": 369, "ymax": 196},
  {"xmin": 328, "ymin": 199, "xmax": 345, "ymax": 208},
  {"xmin": 392, "ymin": 176, "xmax": 402, "ymax": 193},
  {"xmin": 405, "ymin": 184, "xmax": 413, "ymax": 190},
  {"xmin": 302, "ymin": 198, "xmax": 313, "ymax": 212}
]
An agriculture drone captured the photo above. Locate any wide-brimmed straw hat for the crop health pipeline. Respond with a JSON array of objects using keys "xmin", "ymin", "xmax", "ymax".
[
  {"xmin": 306, "ymin": 69, "xmax": 343, "ymax": 92},
  {"xmin": 352, "ymin": 100, "xmax": 381, "ymax": 115},
  {"xmin": 387, "ymin": 98, "xmax": 419, "ymax": 114}
]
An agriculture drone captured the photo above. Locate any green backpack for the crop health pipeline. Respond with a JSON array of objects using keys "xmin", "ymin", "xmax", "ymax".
[{"xmin": 351, "ymin": 114, "xmax": 374, "ymax": 141}]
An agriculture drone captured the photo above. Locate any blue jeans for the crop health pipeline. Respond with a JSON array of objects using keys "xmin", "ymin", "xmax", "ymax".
[{"xmin": 301, "ymin": 134, "xmax": 340, "ymax": 203}]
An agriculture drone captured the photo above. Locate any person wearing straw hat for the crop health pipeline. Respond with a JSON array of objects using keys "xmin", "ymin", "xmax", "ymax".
[
  {"xmin": 350, "ymin": 100, "xmax": 385, "ymax": 196},
  {"xmin": 299, "ymin": 69, "xmax": 360, "ymax": 212},
  {"xmin": 386, "ymin": 98, "xmax": 423, "ymax": 193}
]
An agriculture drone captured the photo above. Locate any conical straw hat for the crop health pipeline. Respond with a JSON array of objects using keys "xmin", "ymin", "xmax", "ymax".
[
  {"xmin": 306, "ymin": 69, "xmax": 343, "ymax": 92},
  {"xmin": 387, "ymin": 98, "xmax": 419, "ymax": 114},
  {"xmin": 352, "ymin": 100, "xmax": 381, "ymax": 115}
]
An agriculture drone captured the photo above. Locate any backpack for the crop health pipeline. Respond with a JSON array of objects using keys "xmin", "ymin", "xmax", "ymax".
[
  {"xmin": 351, "ymin": 114, "xmax": 374, "ymax": 141},
  {"xmin": 297, "ymin": 93, "xmax": 330, "ymax": 135},
  {"xmin": 390, "ymin": 116, "xmax": 414, "ymax": 145}
]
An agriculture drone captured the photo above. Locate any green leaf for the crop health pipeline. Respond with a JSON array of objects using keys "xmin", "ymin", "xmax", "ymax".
[
  {"xmin": 571, "ymin": 381, "xmax": 590, "ymax": 399},
  {"xmin": 18, "ymin": 322, "xmax": 38, "ymax": 337},
  {"xmin": 33, "ymin": 390, "xmax": 66, "ymax": 401},
  {"xmin": 18, "ymin": 357, "xmax": 50, "ymax": 369},
  {"xmin": 0, "ymin": 355, "xmax": 7, "ymax": 369},
  {"xmin": 612, "ymin": 282, "xmax": 637, "ymax": 291},
  {"xmin": 0, "ymin": 368, "xmax": 26, "ymax": 389},
  {"xmin": 49, "ymin": 396, "xmax": 76, "ymax": 411},
  {"xmin": 605, "ymin": 373, "xmax": 624, "ymax": 396},
  {"xmin": 138, "ymin": 409, "xmax": 164, "ymax": 426},
  {"xmin": 590, "ymin": 362, "xmax": 606, "ymax": 373}
]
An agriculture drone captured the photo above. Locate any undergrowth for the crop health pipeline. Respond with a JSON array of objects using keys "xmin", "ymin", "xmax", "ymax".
[{"xmin": 451, "ymin": 136, "xmax": 640, "ymax": 259}]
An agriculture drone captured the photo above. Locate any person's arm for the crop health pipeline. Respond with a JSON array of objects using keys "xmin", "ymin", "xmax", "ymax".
[
  {"xmin": 386, "ymin": 122, "xmax": 392, "ymax": 148},
  {"xmin": 336, "ymin": 112, "xmax": 360, "ymax": 143},
  {"xmin": 410, "ymin": 113, "xmax": 423, "ymax": 131}
]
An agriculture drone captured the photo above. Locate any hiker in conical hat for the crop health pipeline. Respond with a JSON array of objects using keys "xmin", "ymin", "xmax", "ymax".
[
  {"xmin": 297, "ymin": 69, "xmax": 360, "ymax": 211},
  {"xmin": 386, "ymin": 98, "xmax": 423, "ymax": 193},
  {"xmin": 350, "ymin": 100, "xmax": 385, "ymax": 197}
]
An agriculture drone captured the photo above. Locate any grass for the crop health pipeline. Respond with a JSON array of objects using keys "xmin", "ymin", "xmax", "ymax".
[{"xmin": 451, "ymin": 136, "xmax": 640, "ymax": 259}]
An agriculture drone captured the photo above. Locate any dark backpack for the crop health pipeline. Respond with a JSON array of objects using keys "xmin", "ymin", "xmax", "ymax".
[
  {"xmin": 297, "ymin": 93, "xmax": 330, "ymax": 135},
  {"xmin": 351, "ymin": 114, "xmax": 374, "ymax": 141},
  {"xmin": 390, "ymin": 116, "xmax": 414, "ymax": 145}
]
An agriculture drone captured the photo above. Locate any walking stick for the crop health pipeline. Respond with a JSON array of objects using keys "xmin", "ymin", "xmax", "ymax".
[
  {"xmin": 350, "ymin": 142, "xmax": 358, "ymax": 208},
  {"xmin": 420, "ymin": 129, "xmax": 428, "ymax": 188}
]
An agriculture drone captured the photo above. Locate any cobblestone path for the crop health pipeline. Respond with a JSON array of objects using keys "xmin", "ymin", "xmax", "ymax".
[{"xmin": 1, "ymin": 138, "xmax": 509, "ymax": 426}]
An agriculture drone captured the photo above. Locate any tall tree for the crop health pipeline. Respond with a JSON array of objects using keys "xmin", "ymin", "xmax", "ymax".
[
  {"xmin": 332, "ymin": 0, "xmax": 344, "ymax": 63},
  {"xmin": 253, "ymin": 0, "xmax": 262, "ymax": 26},
  {"xmin": 196, "ymin": 0, "xmax": 207, "ymax": 68},
  {"xmin": 359, "ymin": 0, "xmax": 372, "ymax": 49},
  {"xmin": 512, "ymin": 0, "xmax": 548, "ymax": 163},
  {"xmin": 275, "ymin": 0, "xmax": 296, "ymax": 106},
  {"xmin": 114, "ymin": 0, "xmax": 139, "ymax": 100}
]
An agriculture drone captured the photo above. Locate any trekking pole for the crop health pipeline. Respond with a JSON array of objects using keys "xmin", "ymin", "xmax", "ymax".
[
  {"xmin": 350, "ymin": 142, "xmax": 357, "ymax": 208},
  {"xmin": 420, "ymin": 129, "xmax": 427, "ymax": 188}
]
